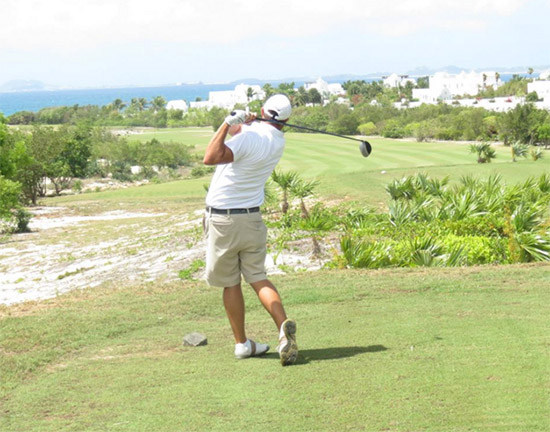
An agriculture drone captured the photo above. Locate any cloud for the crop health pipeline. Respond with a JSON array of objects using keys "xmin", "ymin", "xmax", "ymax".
[{"xmin": 1, "ymin": 0, "xmax": 531, "ymax": 51}]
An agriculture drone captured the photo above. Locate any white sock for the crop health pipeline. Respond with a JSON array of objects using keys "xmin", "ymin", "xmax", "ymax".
[{"xmin": 279, "ymin": 325, "xmax": 286, "ymax": 339}]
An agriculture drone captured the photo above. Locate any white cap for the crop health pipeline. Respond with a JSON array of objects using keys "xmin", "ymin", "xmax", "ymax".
[{"xmin": 263, "ymin": 94, "xmax": 292, "ymax": 121}]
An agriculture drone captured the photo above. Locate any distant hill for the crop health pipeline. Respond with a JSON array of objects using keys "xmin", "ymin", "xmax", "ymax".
[{"xmin": 0, "ymin": 80, "xmax": 50, "ymax": 92}]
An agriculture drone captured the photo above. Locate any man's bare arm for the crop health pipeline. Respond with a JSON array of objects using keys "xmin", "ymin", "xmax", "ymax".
[{"xmin": 203, "ymin": 123, "xmax": 234, "ymax": 165}]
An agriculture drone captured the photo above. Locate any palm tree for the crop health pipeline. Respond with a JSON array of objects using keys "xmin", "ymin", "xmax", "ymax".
[
  {"xmin": 130, "ymin": 97, "xmax": 148, "ymax": 112},
  {"xmin": 246, "ymin": 87, "xmax": 255, "ymax": 102},
  {"xmin": 150, "ymin": 96, "xmax": 167, "ymax": 112},
  {"xmin": 262, "ymin": 83, "xmax": 275, "ymax": 100},
  {"xmin": 111, "ymin": 98, "xmax": 126, "ymax": 112},
  {"xmin": 289, "ymin": 177, "xmax": 319, "ymax": 218},
  {"xmin": 271, "ymin": 170, "xmax": 298, "ymax": 214},
  {"xmin": 511, "ymin": 142, "xmax": 528, "ymax": 162},
  {"xmin": 469, "ymin": 142, "xmax": 496, "ymax": 163}
]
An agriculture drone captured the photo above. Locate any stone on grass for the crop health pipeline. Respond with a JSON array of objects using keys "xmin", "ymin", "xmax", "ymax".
[{"xmin": 183, "ymin": 332, "xmax": 208, "ymax": 347}]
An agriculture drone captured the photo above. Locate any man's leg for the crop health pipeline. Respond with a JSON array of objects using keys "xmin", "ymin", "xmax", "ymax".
[
  {"xmin": 250, "ymin": 279, "xmax": 287, "ymax": 330},
  {"xmin": 223, "ymin": 283, "xmax": 247, "ymax": 343},
  {"xmin": 250, "ymin": 279, "xmax": 298, "ymax": 366}
]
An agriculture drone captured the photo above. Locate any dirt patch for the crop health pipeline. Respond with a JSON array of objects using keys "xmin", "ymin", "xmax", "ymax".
[{"xmin": 1, "ymin": 207, "xmax": 331, "ymax": 306}]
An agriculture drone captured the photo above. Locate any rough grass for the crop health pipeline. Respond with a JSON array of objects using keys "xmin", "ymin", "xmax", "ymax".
[{"xmin": 1, "ymin": 265, "xmax": 549, "ymax": 431}]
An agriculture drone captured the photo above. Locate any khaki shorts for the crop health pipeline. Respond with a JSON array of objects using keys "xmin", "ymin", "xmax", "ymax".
[{"xmin": 204, "ymin": 211, "xmax": 268, "ymax": 287}]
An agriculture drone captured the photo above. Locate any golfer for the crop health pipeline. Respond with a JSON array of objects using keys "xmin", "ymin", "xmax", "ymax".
[{"xmin": 203, "ymin": 94, "xmax": 298, "ymax": 366}]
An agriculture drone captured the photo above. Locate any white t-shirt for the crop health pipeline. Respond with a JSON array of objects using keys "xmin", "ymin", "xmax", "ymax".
[{"xmin": 205, "ymin": 122, "xmax": 285, "ymax": 209}]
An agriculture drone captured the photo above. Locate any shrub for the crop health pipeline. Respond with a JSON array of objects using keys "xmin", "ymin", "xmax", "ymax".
[
  {"xmin": 358, "ymin": 122, "xmax": 377, "ymax": 136},
  {"xmin": 190, "ymin": 165, "xmax": 215, "ymax": 178},
  {"xmin": 14, "ymin": 208, "xmax": 32, "ymax": 233}
]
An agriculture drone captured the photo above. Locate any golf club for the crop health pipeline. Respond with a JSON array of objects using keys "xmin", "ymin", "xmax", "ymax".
[{"xmin": 255, "ymin": 117, "xmax": 372, "ymax": 158}]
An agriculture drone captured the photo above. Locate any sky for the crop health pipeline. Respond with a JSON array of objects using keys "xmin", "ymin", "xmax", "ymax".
[{"xmin": 1, "ymin": 0, "xmax": 549, "ymax": 88}]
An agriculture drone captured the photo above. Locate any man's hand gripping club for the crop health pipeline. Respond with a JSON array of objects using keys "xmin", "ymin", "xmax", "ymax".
[{"xmin": 203, "ymin": 109, "xmax": 256, "ymax": 165}]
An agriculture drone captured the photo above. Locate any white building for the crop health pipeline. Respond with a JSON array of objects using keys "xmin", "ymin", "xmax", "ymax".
[
  {"xmin": 304, "ymin": 77, "xmax": 344, "ymax": 98},
  {"xmin": 412, "ymin": 71, "xmax": 502, "ymax": 103},
  {"xmin": 396, "ymin": 95, "xmax": 524, "ymax": 112},
  {"xmin": 528, "ymin": 80, "xmax": 550, "ymax": 101},
  {"xmin": 383, "ymin": 73, "xmax": 416, "ymax": 88},
  {"xmin": 208, "ymin": 84, "xmax": 265, "ymax": 109},
  {"xmin": 166, "ymin": 99, "xmax": 188, "ymax": 112}
]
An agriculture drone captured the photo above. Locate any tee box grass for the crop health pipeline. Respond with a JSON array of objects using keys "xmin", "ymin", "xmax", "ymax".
[{"xmin": 1, "ymin": 266, "xmax": 549, "ymax": 431}]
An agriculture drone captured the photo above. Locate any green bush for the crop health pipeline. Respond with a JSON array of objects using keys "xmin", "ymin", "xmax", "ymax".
[
  {"xmin": 190, "ymin": 165, "xmax": 215, "ymax": 178},
  {"xmin": 14, "ymin": 208, "xmax": 32, "ymax": 233},
  {"xmin": 358, "ymin": 122, "xmax": 377, "ymax": 136}
]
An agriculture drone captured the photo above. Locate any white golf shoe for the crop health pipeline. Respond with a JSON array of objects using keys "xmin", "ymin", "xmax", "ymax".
[
  {"xmin": 234, "ymin": 339, "xmax": 269, "ymax": 359},
  {"xmin": 277, "ymin": 319, "xmax": 298, "ymax": 366}
]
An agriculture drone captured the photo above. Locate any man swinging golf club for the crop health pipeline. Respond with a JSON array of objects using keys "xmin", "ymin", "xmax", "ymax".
[{"xmin": 203, "ymin": 94, "xmax": 298, "ymax": 366}]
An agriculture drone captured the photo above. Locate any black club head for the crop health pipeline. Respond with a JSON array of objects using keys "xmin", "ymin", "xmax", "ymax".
[{"xmin": 359, "ymin": 140, "xmax": 372, "ymax": 158}]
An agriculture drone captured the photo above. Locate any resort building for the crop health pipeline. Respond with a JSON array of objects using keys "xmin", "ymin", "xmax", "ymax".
[
  {"xmin": 166, "ymin": 99, "xmax": 188, "ymax": 112},
  {"xmin": 412, "ymin": 71, "xmax": 502, "ymax": 103},
  {"xmin": 383, "ymin": 73, "xmax": 416, "ymax": 88},
  {"xmin": 528, "ymin": 79, "xmax": 550, "ymax": 106},
  {"xmin": 304, "ymin": 77, "xmax": 344, "ymax": 98},
  {"xmin": 208, "ymin": 84, "xmax": 265, "ymax": 109}
]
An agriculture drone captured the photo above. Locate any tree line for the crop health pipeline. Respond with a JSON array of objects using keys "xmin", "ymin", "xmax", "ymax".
[
  {"xmin": 0, "ymin": 117, "xmax": 194, "ymax": 232},
  {"xmin": 6, "ymin": 77, "xmax": 549, "ymax": 146}
]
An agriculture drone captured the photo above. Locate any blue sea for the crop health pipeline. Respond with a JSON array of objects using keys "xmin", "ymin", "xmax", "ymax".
[
  {"xmin": 0, "ymin": 74, "xmax": 525, "ymax": 117},
  {"xmin": 0, "ymin": 84, "xmax": 242, "ymax": 116}
]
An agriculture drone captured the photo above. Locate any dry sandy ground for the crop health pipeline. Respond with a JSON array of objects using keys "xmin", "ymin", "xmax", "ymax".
[{"xmin": 0, "ymin": 207, "xmax": 328, "ymax": 306}]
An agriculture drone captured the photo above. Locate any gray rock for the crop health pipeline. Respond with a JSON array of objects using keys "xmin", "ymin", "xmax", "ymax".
[{"xmin": 183, "ymin": 332, "xmax": 208, "ymax": 347}]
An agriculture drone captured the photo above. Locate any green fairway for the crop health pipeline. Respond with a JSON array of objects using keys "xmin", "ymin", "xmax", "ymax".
[
  {"xmin": 127, "ymin": 127, "xmax": 550, "ymax": 204},
  {"xmin": 1, "ymin": 265, "xmax": 549, "ymax": 431}
]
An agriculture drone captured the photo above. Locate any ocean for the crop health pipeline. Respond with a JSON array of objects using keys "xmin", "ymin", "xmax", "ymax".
[
  {"xmin": 0, "ymin": 84, "xmax": 241, "ymax": 116},
  {"xmin": 0, "ymin": 74, "xmax": 525, "ymax": 117}
]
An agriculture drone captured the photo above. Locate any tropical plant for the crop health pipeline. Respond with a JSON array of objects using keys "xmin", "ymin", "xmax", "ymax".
[
  {"xmin": 469, "ymin": 142, "xmax": 496, "ymax": 163},
  {"xmin": 385, "ymin": 176, "xmax": 416, "ymax": 200},
  {"xmin": 271, "ymin": 170, "xmax": 299, "ymax": 214},
  {"xmin": 511, "ymin": 142, "xmax": 529, "ymax": 162},
  {"xmin": 530, "ymin": 147, "xmax": 543, "ymax": 161},
  {"xmin": 289, "ymin": 177, "xmax": 319, "ymax": 218},
  {"xmin": 340, "ymin": 236, "xmax": 392, "ymax": 269}
]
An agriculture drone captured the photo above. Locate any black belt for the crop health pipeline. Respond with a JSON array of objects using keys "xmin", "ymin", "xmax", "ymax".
[{"xmin": 206, "ymin": 206, "xmax": 260, "ymax": 215}]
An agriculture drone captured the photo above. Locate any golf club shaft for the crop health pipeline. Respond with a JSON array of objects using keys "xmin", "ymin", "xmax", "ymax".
[{"xmin": 256, "ymin": 118, "xmax": 365, "ymax": 144}]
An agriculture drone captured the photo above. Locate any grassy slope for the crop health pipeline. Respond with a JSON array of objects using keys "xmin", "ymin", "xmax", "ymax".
[{"xmin": 1, "ymin": 266, "xmax": 549, "ymax": 431}]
